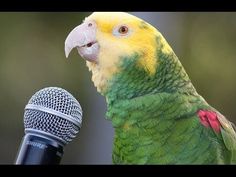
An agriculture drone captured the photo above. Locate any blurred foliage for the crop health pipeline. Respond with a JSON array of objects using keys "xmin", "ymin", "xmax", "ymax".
[
  {"xmin": 0, "ymin": 12, "xmax": 235, "ymax": 164},
  {"xmin": 179, "ymin": 13, "xmax": 236, "ymax": 120}
]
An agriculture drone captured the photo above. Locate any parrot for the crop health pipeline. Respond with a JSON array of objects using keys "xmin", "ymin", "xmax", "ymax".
[{"xmin": 64, "ymin": 12, "xmax": 236, "ymax": 164}]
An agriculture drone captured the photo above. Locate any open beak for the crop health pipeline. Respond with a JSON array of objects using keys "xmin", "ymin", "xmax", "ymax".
[{"xmin": 64, "ymin": 21, "xmax": 99, "ymax": 62}]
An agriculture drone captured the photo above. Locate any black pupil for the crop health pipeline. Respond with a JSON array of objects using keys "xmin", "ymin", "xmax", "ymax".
[{"xmin": 120, "ymin": 26, "xmax": 127, "ymax": 33}]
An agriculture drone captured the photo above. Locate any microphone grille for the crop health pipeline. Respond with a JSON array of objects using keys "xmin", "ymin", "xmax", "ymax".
[{"xmin": 23, "ymin": 87, "xmax": 82, "ymax": 145}]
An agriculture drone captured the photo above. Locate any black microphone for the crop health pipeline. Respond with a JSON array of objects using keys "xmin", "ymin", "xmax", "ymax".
[{"xmin": 15, "ymin": 87, "xmax": 82, "ymax": 164}]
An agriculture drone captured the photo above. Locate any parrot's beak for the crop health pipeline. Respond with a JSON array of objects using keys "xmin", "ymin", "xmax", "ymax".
[{"xmin": 64, "ymin": 21, "xmax": 99, "ymax": 63}]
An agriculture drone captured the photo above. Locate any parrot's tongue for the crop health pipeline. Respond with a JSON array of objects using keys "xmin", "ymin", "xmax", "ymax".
[
  {"xmin": 76, "ymin": 42, "xmax": 99, "ymax": 63},
  {"xmin": 80, "ymin": 41, "xmax": 97, "ymax": 48}
]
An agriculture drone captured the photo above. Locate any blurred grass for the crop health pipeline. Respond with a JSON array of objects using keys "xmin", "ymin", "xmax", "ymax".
[{"xmin": 0, "ymin": 12, "xmax": 235, "ymax": 164}]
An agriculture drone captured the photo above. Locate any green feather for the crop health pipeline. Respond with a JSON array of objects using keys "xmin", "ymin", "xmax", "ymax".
[{"xmin": 101, "ymin": 34, "xmax": 236, "ymax": 164}]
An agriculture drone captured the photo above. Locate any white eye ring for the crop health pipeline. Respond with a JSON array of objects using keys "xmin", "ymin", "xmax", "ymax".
[{"xmin": 113, "ymin": 25, "xmax": 132, "ymax": 37}]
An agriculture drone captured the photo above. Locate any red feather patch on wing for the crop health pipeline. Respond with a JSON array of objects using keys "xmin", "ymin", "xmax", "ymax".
[{"xmin": 197, "ymin": 110, "xmax": 221, "ymax": 133}]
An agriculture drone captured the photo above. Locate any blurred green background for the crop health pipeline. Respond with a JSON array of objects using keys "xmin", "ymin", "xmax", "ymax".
[{"xmin": 0, "ymin": 12, "xmax": 235, "ymax": 164}]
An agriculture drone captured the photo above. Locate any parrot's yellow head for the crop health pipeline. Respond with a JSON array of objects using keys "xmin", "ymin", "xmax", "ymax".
[{"xmin": 65, "ymin": 12, "xmax": 173, "ymax": 94}]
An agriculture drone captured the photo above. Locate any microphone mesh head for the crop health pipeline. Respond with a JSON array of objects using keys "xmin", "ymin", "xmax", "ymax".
[{"xmin": 23, "ymin": 87, "xmax": 82, "ymax": 145}]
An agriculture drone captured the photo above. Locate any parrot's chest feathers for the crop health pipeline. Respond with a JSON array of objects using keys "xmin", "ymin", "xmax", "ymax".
[
  {"xmin": 86, "ymin": 59, "xmax": 120, "ymax": 94},
  {"xmin": 86, "ymin": 62, "xmax": 107, "ymax": 94}
]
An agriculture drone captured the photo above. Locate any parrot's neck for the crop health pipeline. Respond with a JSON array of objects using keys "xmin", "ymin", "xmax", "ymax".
[{"xmin": 105, "ymin": 50, "xmax": 198, "ymax": 106}]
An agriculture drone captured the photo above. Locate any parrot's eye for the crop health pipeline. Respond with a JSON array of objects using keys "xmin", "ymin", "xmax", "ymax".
[
  {"xmin": 113, "ymin": 25, "xmax": 132, "ymax": 37},
  {"xmin": 118, "ymin": 26, "xmax": 129, "ymax": 34},
  {"xmin": 88, "ymin": 23, "xmax": 93, "ymax": 27}
]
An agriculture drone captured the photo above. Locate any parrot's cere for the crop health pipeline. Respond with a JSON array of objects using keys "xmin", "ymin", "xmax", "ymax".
[{"xmin": 65, "ymin": 12, "xmax": 236, "ymax": 164}]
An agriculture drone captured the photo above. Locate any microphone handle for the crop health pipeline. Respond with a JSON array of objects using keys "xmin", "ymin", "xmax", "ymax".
[{"xmin": 15, "ymin": 134, "xmax": 64, "ymax": 165}]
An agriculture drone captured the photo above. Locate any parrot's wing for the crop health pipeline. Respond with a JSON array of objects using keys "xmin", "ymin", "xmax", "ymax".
[
  {"xmin": 197, "ymin": 109, "xmax": 236, "ymax": 163},
  {"xmin": 217, "ymin": 113, "xmax": 236, "ymax": 163}
]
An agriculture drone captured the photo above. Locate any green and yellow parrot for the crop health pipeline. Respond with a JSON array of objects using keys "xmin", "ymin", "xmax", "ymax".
[{"xmin": 64, "ymin": 12, "xmax": 236, "ymax": 164}]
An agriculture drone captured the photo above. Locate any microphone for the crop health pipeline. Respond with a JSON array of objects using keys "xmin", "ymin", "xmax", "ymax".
[{"xmin": 15, "ymin": 87, "xmax": 82, "ymax": 164}]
